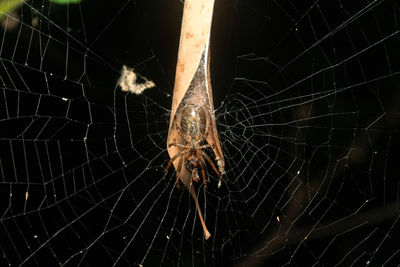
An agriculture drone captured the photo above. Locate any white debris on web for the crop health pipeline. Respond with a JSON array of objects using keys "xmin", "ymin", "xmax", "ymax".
[{"xmin": 118, "ymin": 65, "xmax": 155, "ymax": 95}]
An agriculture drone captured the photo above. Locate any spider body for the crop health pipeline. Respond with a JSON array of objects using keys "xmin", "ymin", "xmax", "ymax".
[
  {"xmin": 165, "ymin": 103, "xmax": 223, "ymax": 189},
  {"xmin": 165, "ymin": 104, "xmax": 224, "ymax": 240},
  {"xmin": 181, "ymin": 104, "xmax": 206, "ymax": 145},
  {"xmin": 181, "ymin": 105, "xmax": 206, "ymax": 184}
]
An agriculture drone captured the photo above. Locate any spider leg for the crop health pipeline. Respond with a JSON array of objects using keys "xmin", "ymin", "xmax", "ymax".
[
  {"xmin": 198, "ymin": 153, "xmax": 208, "ymax": 190},
  {"xmin": 164, "ymin": 150, "xmax": 184, "ymax": 173},
  {"xmin": 168, "ymin": 142, "xmax": 190, "ymax": 149},
  {"xmin": 209, "ymin": 142, "xmax": 225, "ymax": 175},
  {"xmin": 199, "ymin": 150, "xmax": 225, "ymax": 184},
  {"xmin": 165, "ymin": 149, "xmax": 187, "ymax": 189},
  {"xmin": 203, "ymin": 112, "xmax": 226, "ymax": 176},
  {"xmin": 175, "ymin": 155, "xmax": 186, "ymax": 189},
  {"xmin": 199, "ymin": 143, "xmax": 215, "ymax": 150},
  {"xmin": 187, "ymin": 181, "xmax": 211, "ymax": 239}
]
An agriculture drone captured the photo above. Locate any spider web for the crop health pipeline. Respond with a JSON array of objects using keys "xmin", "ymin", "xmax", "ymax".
[{"xmin": 1, "ymin": 0, "xmax": 400, "ymax": 266}]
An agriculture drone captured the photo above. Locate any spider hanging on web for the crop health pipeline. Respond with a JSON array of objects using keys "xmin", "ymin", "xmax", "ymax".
[
  {"xmin": 165, "ymin": 101, "xmax": 225, "ymax": 240},
  {"xmin": 165, "ymin": 103, "xmax": 225, "ymax": 190}
]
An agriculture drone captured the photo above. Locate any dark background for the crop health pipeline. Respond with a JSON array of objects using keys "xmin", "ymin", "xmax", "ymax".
[{"xmin": 0, "ymin": 0, "xmax": 399, "ymax": 266}]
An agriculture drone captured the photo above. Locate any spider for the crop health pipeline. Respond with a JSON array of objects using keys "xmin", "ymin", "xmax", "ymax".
[
  {"xmin": 164, "ymin": 103, "xmax": 225, "ymax": 240},
  {"xmin": 164, "ymin": 103, "xmax": 224, "ymax": 189}
]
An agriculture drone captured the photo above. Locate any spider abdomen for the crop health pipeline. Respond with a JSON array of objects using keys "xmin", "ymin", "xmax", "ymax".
[{"xmin": 180, "ymin": 104, "xmax": 207, "ymax": 143}]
